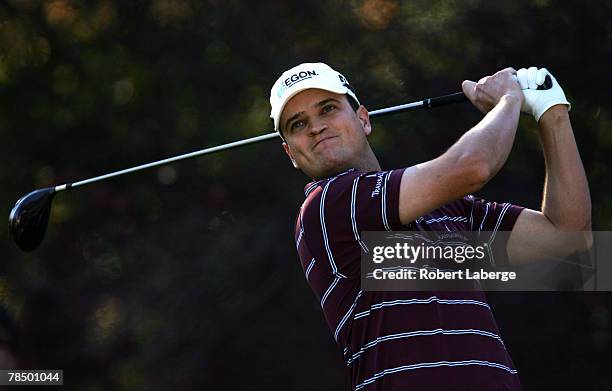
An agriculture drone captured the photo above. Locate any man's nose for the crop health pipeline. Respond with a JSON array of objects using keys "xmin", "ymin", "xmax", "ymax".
[{"xmin": 309, "ymin": 118, "xmax": 327, "ymax": 135}]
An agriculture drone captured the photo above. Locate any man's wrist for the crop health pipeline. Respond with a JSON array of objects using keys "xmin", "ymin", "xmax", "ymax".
[
  {"xmin": 500, "ymin": 93, "xmax": 523, "ymax": 109},
  {"xmin": 539, "ymin": 105, "xmax": 570, "ymax": 126}
]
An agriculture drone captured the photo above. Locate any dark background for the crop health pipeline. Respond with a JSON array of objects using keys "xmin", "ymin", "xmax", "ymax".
[{"xmin": 1, "ymin": 0, "xmax": 611, "ymax": 389}]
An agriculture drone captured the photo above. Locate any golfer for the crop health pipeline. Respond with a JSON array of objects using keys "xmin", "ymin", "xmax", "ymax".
[{"xmin": 269, "ymin": 63, "xmax": 590, "ymax": 390}]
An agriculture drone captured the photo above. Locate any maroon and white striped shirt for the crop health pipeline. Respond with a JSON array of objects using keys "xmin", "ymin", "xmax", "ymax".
[{"xmin": 295, "ymin": 168, "xmax": 524, "ymax": 390}]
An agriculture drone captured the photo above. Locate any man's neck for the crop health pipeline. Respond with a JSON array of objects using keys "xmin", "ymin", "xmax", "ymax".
[
  {"xmin": 351, "ymin": 147, "xmax": 381, "ymax": 172},
  {"xmin": 311, "ymin": 151, "xmax": 382, "ymax": 181}
]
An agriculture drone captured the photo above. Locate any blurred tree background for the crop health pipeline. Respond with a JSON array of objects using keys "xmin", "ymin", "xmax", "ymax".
[{"xmin": 1, "ymin": 0, "xmax": 611, "ymax": 389}]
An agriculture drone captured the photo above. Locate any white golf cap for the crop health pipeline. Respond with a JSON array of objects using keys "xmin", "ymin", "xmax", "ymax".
[{"xmin": 269, "ymin": 62, "xmax": 360, "ymax": 133}]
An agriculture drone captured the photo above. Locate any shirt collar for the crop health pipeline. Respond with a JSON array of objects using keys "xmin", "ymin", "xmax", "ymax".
[{"xmin": 303, "ymin": 168, "xmax": 356, "ymax": 197}]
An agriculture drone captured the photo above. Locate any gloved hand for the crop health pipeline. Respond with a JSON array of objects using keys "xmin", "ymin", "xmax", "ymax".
[{"xmin": 515, "ymin": 67, "xmax": 571, "ymax": 122}]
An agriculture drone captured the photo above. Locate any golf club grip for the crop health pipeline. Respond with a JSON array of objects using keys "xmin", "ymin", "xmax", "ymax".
[
  {"xmin": 539, "ymin": 75, "xmax": 553, "ymax": 90},
  {"xmin": 423, "ymin": 74, "xmax": 552, "ymax": 109},
  {"xmin": 424, "ymin": 92, "xmax": 467, "ymax": 108}
]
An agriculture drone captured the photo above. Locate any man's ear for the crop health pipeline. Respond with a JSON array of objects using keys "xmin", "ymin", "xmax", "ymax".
[
  {"xmin": 282, "ymin": 142, "xmax": 299, "ymax": 169},
  {"xmin": 356, "ymin": 105, "xmax": 372, "ymax": 136}
]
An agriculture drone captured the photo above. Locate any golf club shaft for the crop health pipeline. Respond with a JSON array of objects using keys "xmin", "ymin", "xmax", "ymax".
[
  {"xmin": 54, "ymin": 91, "xmax": 468, "ymax": 193},
  {"xmin": 369, "ymin": 92, "xmax": 466, "ymax": 117},
  {"xmin": 54, "ymin": 132, "xmax": 279, "ymax": 191}
]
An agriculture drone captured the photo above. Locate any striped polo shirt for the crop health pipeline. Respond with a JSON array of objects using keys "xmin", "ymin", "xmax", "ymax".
[{"xmin": 295, "ymin": 168, "xmax": 524, "ymax": 390}]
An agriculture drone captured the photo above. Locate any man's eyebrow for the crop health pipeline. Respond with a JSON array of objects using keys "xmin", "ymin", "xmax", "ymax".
[
  {"xmin": 284, "ymin": 111, "xmax": 304, "ymax": 132},
  {"xmin": 284, "ymin": 98, "xmax": 342, "ymax": 131},
  {"xmin": 315, "ymin": 98, "xmax": 341, "ymax": 107}
]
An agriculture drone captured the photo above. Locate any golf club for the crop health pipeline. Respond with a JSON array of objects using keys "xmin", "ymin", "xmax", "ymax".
[{"xmin": 9, "ymin": 76, "xmax": 552, "ymax": 252}]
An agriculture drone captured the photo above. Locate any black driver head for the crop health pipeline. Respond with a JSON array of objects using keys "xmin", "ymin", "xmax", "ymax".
[{"xmin": 9, "ymin": 187, "xmax": 56, "ymax": 252}]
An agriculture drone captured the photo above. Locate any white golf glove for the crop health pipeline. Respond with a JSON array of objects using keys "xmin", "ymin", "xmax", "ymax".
[{"xmin": 515, "ymin": 67, "xmax": 570, "ymax": 122}]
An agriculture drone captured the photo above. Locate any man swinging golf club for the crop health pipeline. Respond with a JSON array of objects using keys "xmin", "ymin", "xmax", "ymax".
[{"xmin": 270, "ymin": 63, "xmax": 591, "ymax": 390}]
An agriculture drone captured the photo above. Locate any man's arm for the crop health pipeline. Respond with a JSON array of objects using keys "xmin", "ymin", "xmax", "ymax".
[
  {"xmin": 507, "ymin": 106, "xmax": 592, "ymax": 264},
  {"xmin": 398, "ymin": 68, "xmax": 523, "ymax": 224}
]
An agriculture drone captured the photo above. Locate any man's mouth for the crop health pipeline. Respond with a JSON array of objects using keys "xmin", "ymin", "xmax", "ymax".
[{"xmin": 313, "ymin": 136, "xmax": 337, "ymax": 151}]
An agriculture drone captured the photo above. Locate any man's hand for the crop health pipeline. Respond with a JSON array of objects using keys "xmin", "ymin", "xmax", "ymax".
[
  {"xmin": 516, "ymin": 67, "xmax": 570, "ymax": 122},
  {"xmin": 462, "ymin": 68, "xmax": 524, "ymax": 114}
]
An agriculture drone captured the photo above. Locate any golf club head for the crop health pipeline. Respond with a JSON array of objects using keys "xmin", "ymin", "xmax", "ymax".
[{"xmin": 9, "ymin": 187, "xmax": 56, "ymax": 252}]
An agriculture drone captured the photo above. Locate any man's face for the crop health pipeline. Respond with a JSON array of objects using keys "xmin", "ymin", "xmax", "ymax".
[{"xmin": 280, "ymin": 89, "xmax": 372, "ymax": 179}]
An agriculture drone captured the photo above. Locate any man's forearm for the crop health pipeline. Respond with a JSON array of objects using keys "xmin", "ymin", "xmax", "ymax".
[
  {"xmin": 452, "ymin": 94, "xmax": 522, "ymax": 180},
  {"xmin": 538, "ymin": 107, "xmax": 591, "ymax": 229}
]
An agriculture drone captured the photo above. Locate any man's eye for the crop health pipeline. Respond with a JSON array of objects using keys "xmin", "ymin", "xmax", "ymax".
[
  {"xmin": 322, "ymin": 104, "xmax": 336, "ymax": 113},
  {"xmin": 291, "ymin": 120, "xmax": 305, "ymax": 130}
]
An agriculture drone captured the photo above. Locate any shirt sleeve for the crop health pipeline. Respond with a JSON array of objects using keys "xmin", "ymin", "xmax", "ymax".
[{"xmin": 465, "ymin": 195, "xmax": 525, "ymax": 266}]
